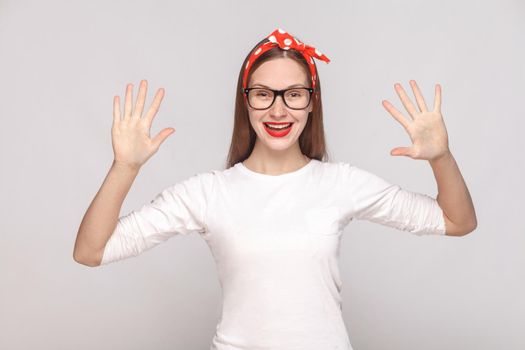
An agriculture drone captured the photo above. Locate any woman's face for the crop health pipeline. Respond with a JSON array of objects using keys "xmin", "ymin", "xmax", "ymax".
[{"xmin": 246, "ymin": 57, "xmax": 313, "ymax": 152}]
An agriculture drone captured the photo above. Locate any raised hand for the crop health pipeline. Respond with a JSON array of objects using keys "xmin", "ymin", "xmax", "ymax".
[
  {"xmin": 111, "ymin": 80, "xmax": 175, "ymax": 169},
  {"xmin": 381, "ymin": 80, "xmax": 450, "ymax": 161}
]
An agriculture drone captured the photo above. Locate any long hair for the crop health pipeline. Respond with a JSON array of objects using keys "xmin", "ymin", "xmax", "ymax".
[{"xmin": 224, "ymin": 36, "xmax": 331, "ymax": 169}]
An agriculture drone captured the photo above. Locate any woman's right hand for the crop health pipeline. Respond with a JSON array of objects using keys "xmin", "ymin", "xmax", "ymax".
[{"xmin": 111, "ymin": 80, "xmax": 175, "ymax": 170}]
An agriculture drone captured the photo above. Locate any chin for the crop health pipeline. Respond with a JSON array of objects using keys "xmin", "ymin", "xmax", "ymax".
[{"xmin": 259, "ymin": 132, "xmax": 300, "ymax": 151}]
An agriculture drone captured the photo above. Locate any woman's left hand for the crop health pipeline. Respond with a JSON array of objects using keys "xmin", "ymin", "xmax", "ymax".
[{"xmin": 381, "ymin": 80, "xmax": 450, "ymax": 161}]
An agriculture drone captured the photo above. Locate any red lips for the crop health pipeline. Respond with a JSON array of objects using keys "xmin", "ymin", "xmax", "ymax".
[{"xmin": 263, "ymin": 122, "xmax": 293, "ymax": 137}]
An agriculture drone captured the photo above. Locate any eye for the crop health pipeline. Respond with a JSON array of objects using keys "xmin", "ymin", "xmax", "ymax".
[
  {"xmin": 286, "ymin": 89, "xmax": 306, "ymax": 98},
  {"xmin": 252, "ymin": 89, "xmax": 272, "ymax": 98}
]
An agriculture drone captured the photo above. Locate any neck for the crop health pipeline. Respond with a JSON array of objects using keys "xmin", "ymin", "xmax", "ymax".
[{"xmin": 242, "ymin": 141, "xmax": 310, "ymax": 176}]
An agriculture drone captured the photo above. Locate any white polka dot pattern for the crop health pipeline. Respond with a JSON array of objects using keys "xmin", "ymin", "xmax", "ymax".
[{"xmin": 242, "ymin": 28, "xmax": 331, "ymax": 90}]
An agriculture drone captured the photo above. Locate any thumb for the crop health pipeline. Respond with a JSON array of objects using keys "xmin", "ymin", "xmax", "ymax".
[
  {"xmin": 390, "ymin": 146, "xmax": 413, "ymax": 157},
  {"xmin": 152, "ymin": 127, "xmax": 176, "ymax": 149}
]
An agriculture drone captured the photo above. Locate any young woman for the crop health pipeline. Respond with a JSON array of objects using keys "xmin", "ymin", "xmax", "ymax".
[{"xmin": 73, "ymin": 28, "xmax": 477, "ymax": 350}]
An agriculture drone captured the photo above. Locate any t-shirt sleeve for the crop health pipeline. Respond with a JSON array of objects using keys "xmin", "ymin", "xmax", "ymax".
[
  {"xmin": 99, "ymin": 171, "xmax": 215, "ymax": 265},
  {"xmin": 338, "ymin": 162, "xmax": 447, "ymax": 236}
]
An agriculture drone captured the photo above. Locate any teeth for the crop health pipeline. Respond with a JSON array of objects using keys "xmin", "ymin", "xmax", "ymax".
[{"xmin": 265, "ymin": 123, "xmax": 291, "ymax": 129}]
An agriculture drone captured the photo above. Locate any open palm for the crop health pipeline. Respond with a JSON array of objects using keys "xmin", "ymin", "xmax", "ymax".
[
  {"xmin": 381, "ymin": 80, "xmax": 450, "ymax": 161},
  {"xmin": 112, "ymin": 80, "xmax": 175, "ymax": 169}
]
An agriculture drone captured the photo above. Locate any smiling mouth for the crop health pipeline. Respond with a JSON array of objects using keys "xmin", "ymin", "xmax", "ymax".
[{"xmin": 263, "ymin": 122, "xmax": 293, "ymax": 130}]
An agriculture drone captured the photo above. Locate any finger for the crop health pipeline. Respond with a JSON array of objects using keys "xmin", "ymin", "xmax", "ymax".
[
  {"xmin": 151, "ymin": 127, "xmax": 175, "ymax": 150},
  {"xmin": 394, "ymin": 83, "xmax": 418, "ymax": 119},
  {"xmin": 113, "ymin": 95, "xmax": 121, "ymax": 125},
  {"xmin": 409, "ymin": 80, "xmax": 429, "ymax": 113},
  {"xmin": 134, "ymin": 79, "xmax": 148, "ymax": 118},
  {"xmin": 433, "ymin": 83, "xmax": 441, "ymax": 112},
  {"xmin": 390, "ymin": 146, "xmax": 414, "ymax": 158},
  {"xmin": 124, "ymin": 83, "xmax": 133, "ymax": 119},
  {"xmin": 144, "ymin": 88, "xmax": 165, "ymax": 125},
  {"xmin": 381, "ymin": 100, "xmax": 411, "ymax": 131}
]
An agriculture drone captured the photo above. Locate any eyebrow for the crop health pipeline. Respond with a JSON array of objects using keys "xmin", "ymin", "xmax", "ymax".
[{"xmin": 251, "ymin": 83, "xmax": 307, "ymax": 89}]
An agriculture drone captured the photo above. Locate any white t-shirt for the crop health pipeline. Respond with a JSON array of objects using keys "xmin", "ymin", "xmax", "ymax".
[{"xmin": 101, "ymin": 159, "xmax": 446, "ymax": 350}]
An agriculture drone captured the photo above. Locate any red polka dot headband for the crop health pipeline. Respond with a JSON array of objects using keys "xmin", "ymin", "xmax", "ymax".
[{"xmin": 242, "ymin": 28, "xmax": 331, "ymax": 90}]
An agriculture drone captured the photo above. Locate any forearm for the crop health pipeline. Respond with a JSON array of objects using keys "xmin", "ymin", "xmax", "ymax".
[
  {"xmin": 429, "ymin": 150, "xmax": 477, "ymax": 233},
  {"xmin": 73, "ymin": 161, "xmax": 140, "ymax": 266}
]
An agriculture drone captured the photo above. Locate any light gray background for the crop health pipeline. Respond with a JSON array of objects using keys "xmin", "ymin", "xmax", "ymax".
[{"xmin": 1, "ymin": 0, "xmax": 523, "ymax": 349}]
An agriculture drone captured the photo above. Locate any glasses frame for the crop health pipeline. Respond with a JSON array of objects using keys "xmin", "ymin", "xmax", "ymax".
[{"xmin": 243, "ymin": 87, "xmax": 314, "ymax": 110}]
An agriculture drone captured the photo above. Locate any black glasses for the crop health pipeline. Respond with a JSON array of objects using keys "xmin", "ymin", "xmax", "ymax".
[{"xmin": 243, "ymin": 87, "xmax": 314, "ymax": 110}]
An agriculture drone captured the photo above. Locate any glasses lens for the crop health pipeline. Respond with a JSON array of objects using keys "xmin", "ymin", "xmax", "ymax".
[
  {"xmin": 247, "ymin": 88, "xmax": 311, "ymax": 110},
  {"xmin": 284, "ymin": 88, "xmax": 310, "ymax": 109},
  {"xmin": 248, "ymin": 88, "xmax": 274, "ymax": 109}
]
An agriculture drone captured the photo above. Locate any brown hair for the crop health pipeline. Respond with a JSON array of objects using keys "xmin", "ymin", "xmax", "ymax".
[{"xmin": 224, "ymin": 37, "xmax": 331, "ymax": 169}]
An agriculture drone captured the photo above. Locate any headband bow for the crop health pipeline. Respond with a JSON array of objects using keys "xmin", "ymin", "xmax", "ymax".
[{"xmin": 242, "ymin": 28, "xmax": 330, "ymax": 90}]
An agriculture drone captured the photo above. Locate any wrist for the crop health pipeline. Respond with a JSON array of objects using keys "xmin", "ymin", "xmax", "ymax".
[
  {"xmin": 112, "ymin": 160, "xmax": 141, "ymax": 173},
  {"xmin": 429, "ymin": 149, "xmax": 452, "ymax": 166}
]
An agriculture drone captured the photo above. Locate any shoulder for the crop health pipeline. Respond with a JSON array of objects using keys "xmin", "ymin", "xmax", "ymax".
[
  {"xmin": 313, "ymin": 159, "xmax": 358, "ymax": 178},
  {"xmin": 182, "ymin": 165, "xmax": 231, "ymax": 184},
  {"xmin": 314, "ymin": 160, "xmax": 387, "ymax": 187},
  {"xmin": 163, "ymin": 167, "xmax": 226, "ymax": 200}
]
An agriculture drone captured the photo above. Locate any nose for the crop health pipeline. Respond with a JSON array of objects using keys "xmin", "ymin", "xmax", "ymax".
[{"xmin": 269, "ymin": 95, "xmax": 287, "ymax": 117}]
